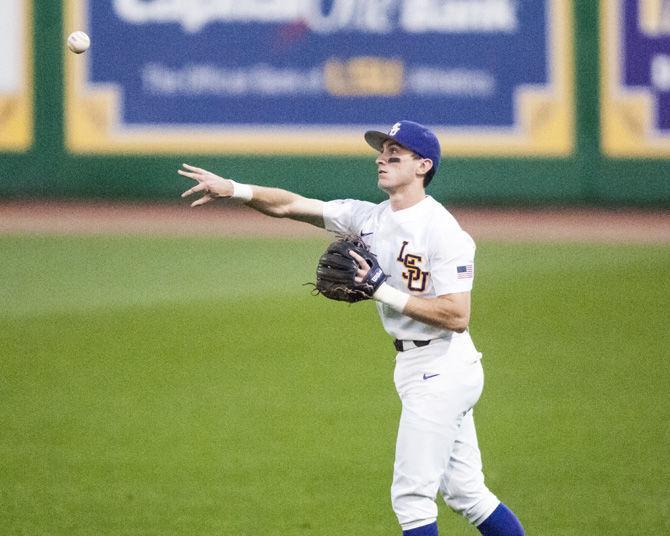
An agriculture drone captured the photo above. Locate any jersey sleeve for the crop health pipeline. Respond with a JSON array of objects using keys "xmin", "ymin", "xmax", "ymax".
[
  {"xmin": 322, "ymin": 199, "xmax": 376, "ymax": 235},
  {"xmin": 429, "ymin": 228, "xmax": 477, "ymax": 295}
]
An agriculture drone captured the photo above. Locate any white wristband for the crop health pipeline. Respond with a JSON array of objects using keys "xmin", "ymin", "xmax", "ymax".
[
  {"xmin": 230, "ymin": 180, "xmax": 253, "ymax": 202},
  {"xmin": 373, "ymin": 282, "xmax": 410, "ymax": 312}
]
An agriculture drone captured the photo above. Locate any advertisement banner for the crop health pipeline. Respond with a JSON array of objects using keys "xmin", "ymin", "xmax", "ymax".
[
  {"xmin": 0, "ymin": 0, "xmax": 32, "ymax": 151},
  {"xmin": 601, "ymin": 0, "xmax": 670, "ymax": 157},
  {"xmin": 66, "ymin": 0, "xmax": 573, "ymax": 156}
]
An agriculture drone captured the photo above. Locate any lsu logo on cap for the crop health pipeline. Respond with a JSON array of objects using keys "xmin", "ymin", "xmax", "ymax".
[{"xmin": 389, "ymin": 122, "xmax": 401, "ymax": 136}]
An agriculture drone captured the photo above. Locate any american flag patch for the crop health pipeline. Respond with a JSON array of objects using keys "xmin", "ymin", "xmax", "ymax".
[{"xmin": 456, "ymin": 265, "xmax": 473, "ymax": 279}]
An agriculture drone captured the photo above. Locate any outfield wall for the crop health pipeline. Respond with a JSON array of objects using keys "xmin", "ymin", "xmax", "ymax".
[{"xmin": 0, "ymin": 1, "xmax": 668, "ymax": 206}]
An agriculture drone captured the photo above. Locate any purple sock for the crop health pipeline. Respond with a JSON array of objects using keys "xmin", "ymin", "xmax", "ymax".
[
  {"xmin": 403, "ymin": 521, "xmax": 438, "ymax": 536},
  {"xmin": 477, "ymin": 503, "xmax": 525, "ymax": 536}
]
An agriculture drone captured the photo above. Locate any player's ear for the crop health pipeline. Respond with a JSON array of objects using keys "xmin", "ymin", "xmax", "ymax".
[{"xmin": 417, "ymin": 158, "xmax": 433, "ymax": 178}]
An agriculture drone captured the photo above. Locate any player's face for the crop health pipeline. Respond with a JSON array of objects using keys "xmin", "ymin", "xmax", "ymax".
[{"xmin": 376, "ymin": 140, "xmax": 426, "ymax": 193}]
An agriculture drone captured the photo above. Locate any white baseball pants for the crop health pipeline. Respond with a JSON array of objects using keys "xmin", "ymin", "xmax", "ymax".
[{"xmin": 391, "ymin": 337, "xmax": 500, "ymax": 531}]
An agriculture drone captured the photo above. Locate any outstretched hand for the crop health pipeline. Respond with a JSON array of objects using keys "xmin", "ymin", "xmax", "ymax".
[{"xmin": 178, "ymin": 163, "xmax": 233, "ymax": 207}]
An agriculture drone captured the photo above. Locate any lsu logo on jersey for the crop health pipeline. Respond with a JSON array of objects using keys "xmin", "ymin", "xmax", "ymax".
[{"xmin": 396, "ymin": 241, "xmax": 429, "ymax": 292}]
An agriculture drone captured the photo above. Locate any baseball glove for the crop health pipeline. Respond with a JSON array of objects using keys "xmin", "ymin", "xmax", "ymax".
[{"xmin": 313, "ymin": 234, "xmax": 387, "ymax": 303}]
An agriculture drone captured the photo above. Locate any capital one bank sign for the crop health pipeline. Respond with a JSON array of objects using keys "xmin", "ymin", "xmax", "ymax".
[{"xmin": 64, "ymin": 0, "xmax": 574, "ymax": 156}]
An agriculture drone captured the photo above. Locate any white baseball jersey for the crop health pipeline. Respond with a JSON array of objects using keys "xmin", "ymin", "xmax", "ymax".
[{"xmin": 323, "ymin": 195, "xmax": 476, "ymax": 342}]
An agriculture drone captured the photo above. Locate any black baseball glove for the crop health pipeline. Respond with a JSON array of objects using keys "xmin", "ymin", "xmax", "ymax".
[{"xmin": 313, "ymin": 235, "xmax": 387, "ymax": 303}]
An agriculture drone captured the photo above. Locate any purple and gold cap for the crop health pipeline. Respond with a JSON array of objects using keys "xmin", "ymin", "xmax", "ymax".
[{"xmin": 364, "ymin": 120, "xmax": 441, "ymax": 182}]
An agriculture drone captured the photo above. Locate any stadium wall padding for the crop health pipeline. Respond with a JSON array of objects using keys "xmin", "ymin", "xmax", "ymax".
[{"xmin": 0, "ymin": 1, "xmax": 668, "ymax": 206}]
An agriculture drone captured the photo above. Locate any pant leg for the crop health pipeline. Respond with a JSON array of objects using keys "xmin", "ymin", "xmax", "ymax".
[
  {"xmin": 391, "ymin": 394, "xmax": 465, "ymax": 530},
  {"xmin": 439, "ymin": 408, "xmax": 500, "ymax": 527},
  {"xmin": 391, "ymin": 344, "xmax": 485, "ymax": 531}
]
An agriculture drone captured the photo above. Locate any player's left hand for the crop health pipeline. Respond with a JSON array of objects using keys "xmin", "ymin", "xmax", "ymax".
[
  {"xmin": 349, "ymin": 249, "xmax": 371, "ymax": 283},
  {"xmin": 313, "ymin": 235, "xmax": 386, "ymax": 303},
  {"xmin": 179, "ymin": 163, "xmax": 234, "ymax": 207}
]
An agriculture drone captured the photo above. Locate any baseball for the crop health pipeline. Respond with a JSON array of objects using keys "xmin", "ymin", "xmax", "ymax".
[{"xmin": 67, "ymin": 31, "xmax": 90, "ymax": 54}]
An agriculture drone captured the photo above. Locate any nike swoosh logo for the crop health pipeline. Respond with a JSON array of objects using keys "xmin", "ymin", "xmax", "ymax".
[
  {"xmin": 360, "ymin": 231, "xmax": 374, "ymax": 237},
  {"xmin": 422, "ymin": 373, "xmax": 440, "ymax": 380}
]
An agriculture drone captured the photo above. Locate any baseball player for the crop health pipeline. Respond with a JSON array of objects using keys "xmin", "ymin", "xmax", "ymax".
[{"xmin": 179, "ymin": 120, "xmax": 525, "ymax": 536}]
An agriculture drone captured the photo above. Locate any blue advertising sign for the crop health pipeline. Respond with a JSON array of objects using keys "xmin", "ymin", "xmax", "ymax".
[
  {"xmin": 601, "ymin": 0, "xmax": 670, "ymax": 156},
  {"xmin": 65, "ymin": 0, "xmax": 573, "ymax": 155}
]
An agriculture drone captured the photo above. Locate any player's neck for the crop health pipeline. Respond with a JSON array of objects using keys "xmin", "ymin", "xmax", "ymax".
[{"xmin": 387, "ymin": 186, "xmax": 427, "ymax": 211}]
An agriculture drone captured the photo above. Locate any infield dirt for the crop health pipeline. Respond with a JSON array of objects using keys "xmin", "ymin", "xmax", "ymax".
[{"xmin": 0, "ymin": 201, "xmax": 668, "ymax": 244}]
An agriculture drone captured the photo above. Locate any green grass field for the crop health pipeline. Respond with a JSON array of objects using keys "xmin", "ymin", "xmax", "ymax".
[{"xmin": 1, "ymin": 235, "xmax": 669, "ymax": 535}]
